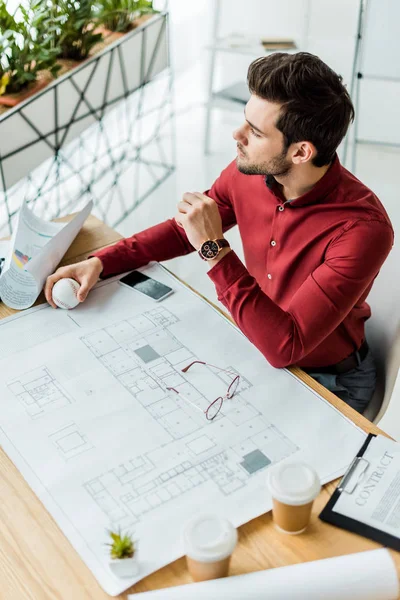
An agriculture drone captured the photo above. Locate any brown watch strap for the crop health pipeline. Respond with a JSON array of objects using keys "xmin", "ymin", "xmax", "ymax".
[{"xmin": 216, "ymin": 238, "xmax": 230, "ymax": 249}]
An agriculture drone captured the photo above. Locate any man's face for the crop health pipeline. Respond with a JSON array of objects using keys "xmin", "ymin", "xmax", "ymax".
[{"xmin": 233, "ymin": 95, "xmax": 293, "ymax": 177}]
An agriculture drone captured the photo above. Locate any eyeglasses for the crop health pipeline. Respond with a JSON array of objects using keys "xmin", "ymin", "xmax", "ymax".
[{"xmin": 167, "ymin": 360, "xmax": 240, "ymax": 421}]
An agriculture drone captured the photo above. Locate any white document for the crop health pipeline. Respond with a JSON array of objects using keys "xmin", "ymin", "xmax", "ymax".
[
  {"xmin": 0, "ymin": 263, "xmax": 367, "ymax": 596},
  {"xmin": 333, "ymin": 434, "xmax": 400, "ymax": 538},
  {"xmin": 128, "ymin": 549, "xmax": 399, "ymax": 600},
  {"xmin": 0, "ymin": 200, "xmax": 93, "ymax": 309}
]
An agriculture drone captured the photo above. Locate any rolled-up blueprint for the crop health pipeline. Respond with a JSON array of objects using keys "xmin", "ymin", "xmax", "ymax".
[{"xmin": 129, "ymin": 549, "xmax": 399, "ymax": 600}]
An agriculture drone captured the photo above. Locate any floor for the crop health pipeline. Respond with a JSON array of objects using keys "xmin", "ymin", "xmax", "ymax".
[{"xmin": 113, "ymin": 60, "xmax": 244, "ymax": 310}]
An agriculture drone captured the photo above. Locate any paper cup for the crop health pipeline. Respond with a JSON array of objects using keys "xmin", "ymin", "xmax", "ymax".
[
  {"xmin": 267, "ymin": 462, "xmax": 321, "ymax": 534},
  {"xmin": 183, "ymin": 514, "xmax": 238, "ymax": 581}
]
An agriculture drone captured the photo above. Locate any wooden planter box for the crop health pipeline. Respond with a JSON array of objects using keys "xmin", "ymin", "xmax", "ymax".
[{"xmin": 0, "ymin": 12, "xmax": 169, "ymax": 192}]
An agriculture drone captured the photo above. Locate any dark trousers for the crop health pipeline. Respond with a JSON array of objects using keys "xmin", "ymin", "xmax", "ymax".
[{"xmin": 306, "ymin": 350, "xmax": 377, "ymax": 414}]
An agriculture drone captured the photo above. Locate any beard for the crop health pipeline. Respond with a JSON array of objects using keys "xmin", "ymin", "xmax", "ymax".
[{"xmin": 236, "ymin": 144, "xmax": 292, "ymax": 178}]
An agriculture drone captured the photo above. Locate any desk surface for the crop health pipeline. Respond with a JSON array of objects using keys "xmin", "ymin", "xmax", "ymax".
[{"xmin": 0, "ymin": 215, "xmax": 399, "ymax": 599}]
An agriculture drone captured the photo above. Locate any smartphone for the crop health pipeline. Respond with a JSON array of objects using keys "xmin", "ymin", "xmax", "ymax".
[{"xmin": 119, "ymin": 271, "xmax": 174, "ymax": 302}]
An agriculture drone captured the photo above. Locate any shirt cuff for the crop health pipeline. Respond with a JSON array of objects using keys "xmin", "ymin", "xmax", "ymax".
[
  {"xmin": 87, "ymin": 251, "xmax": 112, "ymax": 279},
  {"xmin": 207, "ymin": 250, "xmax": 248, "ymax": 296}
]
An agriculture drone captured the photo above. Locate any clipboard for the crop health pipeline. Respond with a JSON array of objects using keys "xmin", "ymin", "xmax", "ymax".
[{"xmin": 319, "ymin": 433, "xmax": 400, "ymax": 551}]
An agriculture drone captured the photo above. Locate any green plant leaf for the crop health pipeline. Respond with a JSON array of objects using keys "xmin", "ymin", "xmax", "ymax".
[
  {"xmin": 96, "ymin": 0, "xmax": 155, "ymax": 33},
  {"xmin": 107, "ymin": 529, "xmax": 136, "ymax": 559}
]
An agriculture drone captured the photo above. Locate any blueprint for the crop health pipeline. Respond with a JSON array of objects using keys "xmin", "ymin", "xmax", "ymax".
[{"xmin": 0, "ymin": 263, "xmax": 366, "ymax": 596}]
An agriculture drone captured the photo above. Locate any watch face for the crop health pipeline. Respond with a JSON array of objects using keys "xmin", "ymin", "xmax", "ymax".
[{"xmin": 200, "ymin": 240, "xmax": 219, "ymax": 260}]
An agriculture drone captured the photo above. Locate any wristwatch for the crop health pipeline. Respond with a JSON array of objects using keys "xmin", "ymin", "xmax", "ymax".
[{"xmin": 198, "ymin": 238, "xmax": 230, "ymax": 261}]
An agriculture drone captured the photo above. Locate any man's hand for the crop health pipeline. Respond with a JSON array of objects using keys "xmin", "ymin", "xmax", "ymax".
[
  {"xmin": 45, "ymin": 256, "xmax": 103, "ymax": 308},
  {"xmin": 175, "ymin": 192, "xmax": 224, "ymax": 250}
]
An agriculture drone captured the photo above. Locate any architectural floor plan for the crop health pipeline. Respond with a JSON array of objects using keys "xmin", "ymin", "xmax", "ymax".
[
  {"xmin": 7, "ymin": 366, "xmax": 73, "ymax": 419},
  {"xmin": 0, "ymin": 264, "xmax": 366, "ymax": 596}
]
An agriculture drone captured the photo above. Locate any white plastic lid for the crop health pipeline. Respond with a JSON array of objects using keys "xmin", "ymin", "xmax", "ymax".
[
  {"xmin": 183, "ymin": 514, "xmax": 238, "ymax": 563},
  {"xmin": 267, "ymin": 462, "xmax": 321, "ymax": 506}
]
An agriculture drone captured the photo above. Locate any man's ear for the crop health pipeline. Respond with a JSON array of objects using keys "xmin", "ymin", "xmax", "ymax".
[{"xmin": 291, "ymin": 141, "xmax": 316, "ymax": 165}]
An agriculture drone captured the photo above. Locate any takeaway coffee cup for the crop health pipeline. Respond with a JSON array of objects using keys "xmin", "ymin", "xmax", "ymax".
[
  {"xmin": 183, "ymin": 514, "xmax": 238, "ymax": 581},
  {"xmin": 267, "ymin": 462, "xmax": 321, "ymax": 534}
]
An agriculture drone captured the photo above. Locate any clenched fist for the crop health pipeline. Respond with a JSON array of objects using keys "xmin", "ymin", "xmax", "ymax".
[{"xmin": 174, "ymin": 192, "xmax": 224, "ymax": 250}]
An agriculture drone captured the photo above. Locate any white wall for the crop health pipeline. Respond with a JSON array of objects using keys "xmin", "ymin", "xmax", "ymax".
[
  {"xmin": 164, "ymin": 0, "xmax": 400, "ymax": 145},
  {"xmin": 157, "ymin": 0, "xmax": 213, "ymax": 73},
  {"xmin": 165, "ymin": 0, "xmax": 360, "ymax": 82}
]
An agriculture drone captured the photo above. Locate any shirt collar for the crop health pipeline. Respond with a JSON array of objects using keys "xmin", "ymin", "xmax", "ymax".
[{"xmin": 264, "ymin": 154, "xmax": 342, "ymax": 207}]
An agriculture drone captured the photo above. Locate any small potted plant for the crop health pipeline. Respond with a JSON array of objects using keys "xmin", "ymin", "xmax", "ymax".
[{"xmin": 107, "ymin": 529, "xmax": 139, "ymax": 578}]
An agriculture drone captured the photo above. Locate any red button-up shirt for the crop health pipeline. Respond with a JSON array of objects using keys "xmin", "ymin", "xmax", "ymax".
[{"xmin": 94, "ymin": 156, "xmax": 393, "ymax": 369}]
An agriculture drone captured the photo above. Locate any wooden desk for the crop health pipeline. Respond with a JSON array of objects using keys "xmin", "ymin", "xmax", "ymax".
[{"xmin": 0, "ymin": 215, "xmax": 399, "ymax": 599}]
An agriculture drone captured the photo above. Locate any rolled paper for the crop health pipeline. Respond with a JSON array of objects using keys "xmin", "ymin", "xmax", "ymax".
[{"xmin": 129, "ymin": 549, "xmax": 399, "ymax": 600}]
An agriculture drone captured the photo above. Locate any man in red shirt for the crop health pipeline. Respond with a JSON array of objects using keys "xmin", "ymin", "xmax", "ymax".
[{"xmin": 45, "ymin": 53, "xmax": 393, "ymax": 414}]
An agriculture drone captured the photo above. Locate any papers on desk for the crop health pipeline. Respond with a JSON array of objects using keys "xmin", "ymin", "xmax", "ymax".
[
  {"xmin": 129, "ymin": 549, "xmax": 399, "ymax": 600},
  {"xmin": 0, "ymin": 200, "xmax": 92, "ymax": 309},
  {"xmin": 320, "ymin": 434, "xmax": 400, "ymax": 551},
  {"xmin": 0, "ymin": 263, "xmax": 367, "ymax": 595},
  {"xmin": 220, "ymin": 33, "xmax": 296, "ymax": 52}
]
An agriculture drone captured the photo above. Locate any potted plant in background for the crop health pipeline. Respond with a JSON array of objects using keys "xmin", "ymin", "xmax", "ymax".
[
  {"xmin": 97, "ymin": 0, "xmax": 155, "ymax": 34},
  {"xmin": 0, "ymin": 0, "xmax": 159, "ymax": 111},
  {"xmin": 49, "ymin": 0, "xmax": 103, "ymax": 73},
  {"xmin": 93, "ymin": 0, "xmax": 155, "ymax": 52},
  {"xmin": 107, "ymin": 528, "xmax": 139, "ymax": 578},
  {"xmin": 0, "ymin": 0, "xmax": 169, "ymax": 196},
  {"xmin": 0, "ymin": 0, "xmax": 60, "ymax": 108}
]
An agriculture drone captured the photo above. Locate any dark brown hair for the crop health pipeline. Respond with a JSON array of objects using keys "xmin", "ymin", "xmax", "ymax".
[{"xmin": 247, "ymin": 52, "xmax": 354, "ymax": 167}]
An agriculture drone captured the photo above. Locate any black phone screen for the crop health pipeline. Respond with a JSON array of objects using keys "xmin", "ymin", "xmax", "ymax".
[{"xmin": 119, "ymin": 271, "xmax": 173, "ymax": 301}]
